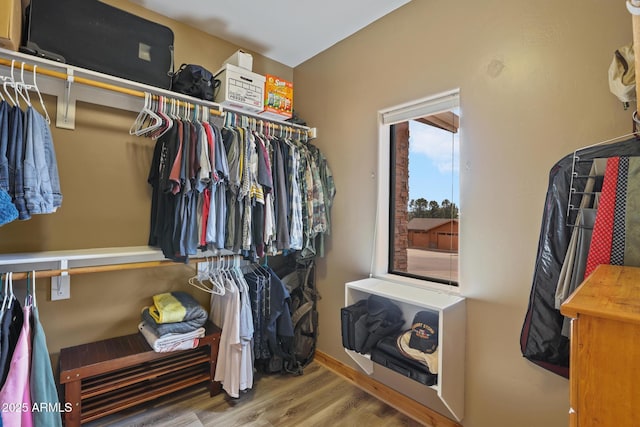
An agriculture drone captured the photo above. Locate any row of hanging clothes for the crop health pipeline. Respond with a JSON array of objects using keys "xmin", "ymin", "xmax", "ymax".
[
  {"xmin": 0, "ymin": 272, "xmax": 63, "ymax": 427},
  {"xmin": 0, "ymin": 60, "xmax": 62, "ymax": 227},
  {"xmin": 520, "ymin": 134, "xmax": 640, "ymax": 378},
  {"xmin": 192, "ymin": 255, "xmax": 301, "ymax": 398},
  {"xmin": 138, "ymin": 94, "xmax": 335, "ymax": 263}
]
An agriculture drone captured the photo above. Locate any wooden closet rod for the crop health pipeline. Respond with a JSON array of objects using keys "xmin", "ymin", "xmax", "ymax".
[
  {"xmin": 3, "ymin": 259, "xmax": 195, "ymax": 281},
  {"xmin": 0, "ymin": 58, "xmax": 223, "ymax": 116}
]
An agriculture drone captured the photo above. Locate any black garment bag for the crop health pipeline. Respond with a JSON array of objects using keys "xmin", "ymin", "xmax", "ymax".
[{"xmin": 520, "ymin": 137, "xmax": 640, "ymax": 377}]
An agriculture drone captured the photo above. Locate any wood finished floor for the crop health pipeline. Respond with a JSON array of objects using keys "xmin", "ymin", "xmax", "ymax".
[{"xmin": 83, "ymin": 360, "xmax": 424, "ymax": 427}]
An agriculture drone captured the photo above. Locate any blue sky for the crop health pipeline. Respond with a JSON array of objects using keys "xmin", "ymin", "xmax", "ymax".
[{"xmin": 408, "ymin": 120, "xmax": 459, "ymax": 206}]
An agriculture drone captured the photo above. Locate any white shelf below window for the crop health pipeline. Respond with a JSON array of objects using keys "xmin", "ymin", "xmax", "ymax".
[{"xmin": 345, "ymin": 277, "xmax": 465, "ymax": 422}]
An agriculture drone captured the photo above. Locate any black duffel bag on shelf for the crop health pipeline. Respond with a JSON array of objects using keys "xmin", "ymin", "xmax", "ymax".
[
  {"xmin": 341, "ymin": 299, "xmax": 368, "ymax": 351},
  {"xmin": 171, "ymin": 64, "xmax": 220, "ymax": 101},
  {"xmin": 352, "ymin": 295, "xmax": 404, "ymax": 354}
]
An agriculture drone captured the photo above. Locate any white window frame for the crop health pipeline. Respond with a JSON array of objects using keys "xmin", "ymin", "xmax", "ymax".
[{"xmin": 372, "ymin": 89, "xmax": 461, "ymax": 294}]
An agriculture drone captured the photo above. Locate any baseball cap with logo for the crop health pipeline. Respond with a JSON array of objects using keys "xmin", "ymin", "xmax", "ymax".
[
  {"xmin": 408, "ymin": 310, "xmax": 438, "ymax": 353},
  {"xmin": 395, "ymin": 310, "xmax": 440, "ymax": 374}
]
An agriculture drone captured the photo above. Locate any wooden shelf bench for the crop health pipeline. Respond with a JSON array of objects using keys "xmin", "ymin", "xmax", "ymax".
[{"xmin": 59, "ymin": 321, "xmax": 221, "ymax": 426}]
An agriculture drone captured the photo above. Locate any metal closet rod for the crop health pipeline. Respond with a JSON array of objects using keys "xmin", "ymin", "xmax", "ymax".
[{"xmin": 0, "ymin": 57, "xmax": 223, "ymax": 116}]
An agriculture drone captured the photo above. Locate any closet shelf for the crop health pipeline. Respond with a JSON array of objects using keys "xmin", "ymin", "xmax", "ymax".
[
  {"xmin": 0, "ymin": 245, "xmax": 235, "ymax": 279},
  {"xmin": 0, "ymin": 47, "xmax": 316, "ymax": 136},
  {"xmin": 0, "ymin": 47, "xmax": 223, "ymax": 129}
]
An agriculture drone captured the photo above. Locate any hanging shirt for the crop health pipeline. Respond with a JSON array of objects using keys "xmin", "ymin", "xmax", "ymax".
[
  {"xmin": 24, "ymin": 107, "xmax": 54, "ymax": 215},
  {"xmin": 223, "ymin": 127, "xmax": 240, "ymax": 251},
  {"xmin": 0, "ymin": 300, "xmax": 23, "ymax": 388},
  {"xmin": 213, "ymin": 124, "xmax": 229, "ymax": 250},
  {"xmin": 0, "ymin": 101, "xmax": 10, "ymax": 191},
  {"xmin": 243, "ymin": 268, "xmax": 270, "ymax": 360},
  {"xmin": 30, "ymin": 306, "xmax": 63, "ymax": 427},
  {"xmin": 288, "ymin": 141, "xmax": 304, "ymax": 250},
  {"xmin": 8, "ymin": 106, "xmax": 29, "ymax": 220},
  {"xmin": 212, "ymin": 277, "xmax": 242, "ymax": 398},
  {"xmin": 0, "ymin": 302, "xmax": 33, "ymax": 427},
  {"xmin": 271, "ymin": 139, "xmax": 289, "ymax": 251},
  {"xmin": 234, "ymin": 270, "xmax": 254, "ymax": 392}
]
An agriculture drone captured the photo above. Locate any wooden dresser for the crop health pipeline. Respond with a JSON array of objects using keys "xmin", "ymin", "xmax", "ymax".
[{"xmin": 560, "ymin": 264, "xmax": 640, "ymax": 427}]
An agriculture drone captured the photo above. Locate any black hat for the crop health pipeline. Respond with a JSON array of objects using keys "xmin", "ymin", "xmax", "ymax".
[{"xmin": 408, "ymin": 310, "xmax": 438, "ymax": 354}]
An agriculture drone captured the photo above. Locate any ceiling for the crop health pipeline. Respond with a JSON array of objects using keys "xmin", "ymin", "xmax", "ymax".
[{"xmin": 130, "ymin": 0, "xmax": 412, "ymax": 67}]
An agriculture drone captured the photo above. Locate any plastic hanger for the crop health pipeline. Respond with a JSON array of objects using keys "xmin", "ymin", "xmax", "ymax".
[
  {"xmin": 9, "ymin": 60, "xmax": 31, "ymax": 108},
  {"xmin": 129, "ymin": 93, "xmax": 150, "ymax": 134},
  {"xmin": 18, "ymin": 62, "xmax": 32, "ymax": 107},
  {"xmin": 141, "ymin": 94, "xmax": 159, "ymax": 137},
  {"xmin": 231, "ymin": 256, "xmax": 249, "ymax": 293},
  {"xmin": 151, "ymin": 96, "xmax": 173, "ymax": 139},
  {"xmin": 1, "ymin": 271, "xmax": 15, "ymax": 312},
  {"xmin": 31, "ymin": 271, "xmax": 36, "ymax": 307},
  {"xmin": 129, "ymin": 92, "xmax": 162, "ymax": 136},
  {"xmin": 139, "ymin": 93, "xmax": 163, "ymax": 136},
  {"xmin": 2, "ymin": 66, "xmax": 16, "ymax": 106},
  {"xmin": 187, "ymin": 256, "xmax": 225, "ymax": 295},
  {"xmin": 32, "ymin": 66, "xmax": 51, "ymax": 124},
  {"xmin": 218, "ymin": 256, "xmax": 236, "ymax": 293}
]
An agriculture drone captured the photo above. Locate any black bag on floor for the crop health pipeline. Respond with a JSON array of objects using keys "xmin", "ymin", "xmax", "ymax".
[
  {"xmin": 22, "ymin": 0, "xmax": 174, "ymax": 89},
  {"xmin": 341, "ymin": 300, "xmax": 368, "ymax": 350},
  {"xmin": 288, "ymin": 259, "xmax": 318, "ymax": 370},
  {"xmin": 262, "ymin": 257, "xmax": 318, "ymax": 376}
]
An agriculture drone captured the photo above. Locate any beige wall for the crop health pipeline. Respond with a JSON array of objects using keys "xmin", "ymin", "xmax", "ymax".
[
  {"xmin": 0, "ymin": 1, "xmax": 292, "ymax": 366},
  {"xmin": 0, "ymin": 1, "xmax": 633, "ymax": 426},
  {"xmin": 104, "ymin": 0, "xmax": 293, "ymax": 81},
  {"xmin": 294, "ymin": 1, "xmax": 631, "ymax": 426}
]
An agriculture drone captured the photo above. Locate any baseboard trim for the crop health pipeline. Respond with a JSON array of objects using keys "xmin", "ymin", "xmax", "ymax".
[{"xmin": 314, "ymin": 351, "xmax": 461, "ymax": 427}]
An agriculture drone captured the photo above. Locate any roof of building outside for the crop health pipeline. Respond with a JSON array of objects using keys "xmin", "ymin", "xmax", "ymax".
[{"xmin": 408, "ymin": 218, "xmax": 459, "ymax": 231}]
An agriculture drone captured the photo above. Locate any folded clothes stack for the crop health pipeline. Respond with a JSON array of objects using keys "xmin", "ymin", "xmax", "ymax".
[{"xmin": 139, "ymin": 291, "xmax": 208, "ymax": 352}]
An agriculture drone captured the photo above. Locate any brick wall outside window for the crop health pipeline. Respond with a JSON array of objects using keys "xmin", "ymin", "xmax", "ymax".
[{"xmin": 393, "ymin": 122, "xmax": 409, "ymax": 272}]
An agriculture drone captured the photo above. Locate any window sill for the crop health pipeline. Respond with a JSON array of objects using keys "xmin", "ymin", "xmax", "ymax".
[{"xmin": 373, "ymin": 272, "xmax": 461, "ymax": 296}]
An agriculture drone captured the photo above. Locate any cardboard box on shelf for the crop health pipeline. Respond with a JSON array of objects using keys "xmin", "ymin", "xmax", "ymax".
[
  {"xmin": 223, "ymin": 49, "xmax": 253, "ymax": 71},
  {"xmin": 214, "ymin": 63, "xmax": 266, "ymax": 113},
  {"xmin": 0, "ymin": 0, "xmax": 22, "ymax": 51},
  {"xmin": 260, "ymin": 75, "xmax": 293, "ymax": 120}
]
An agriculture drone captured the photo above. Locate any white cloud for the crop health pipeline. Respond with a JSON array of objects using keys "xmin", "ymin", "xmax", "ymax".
[{"xmin": 409, "ymin": 121, "xmax": 459, "ymax": 173}]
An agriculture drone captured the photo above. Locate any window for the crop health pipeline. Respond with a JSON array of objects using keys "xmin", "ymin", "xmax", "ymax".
[{"xmin": 374, "ymin": 90, "xmax": 460, "ymax": 288}]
